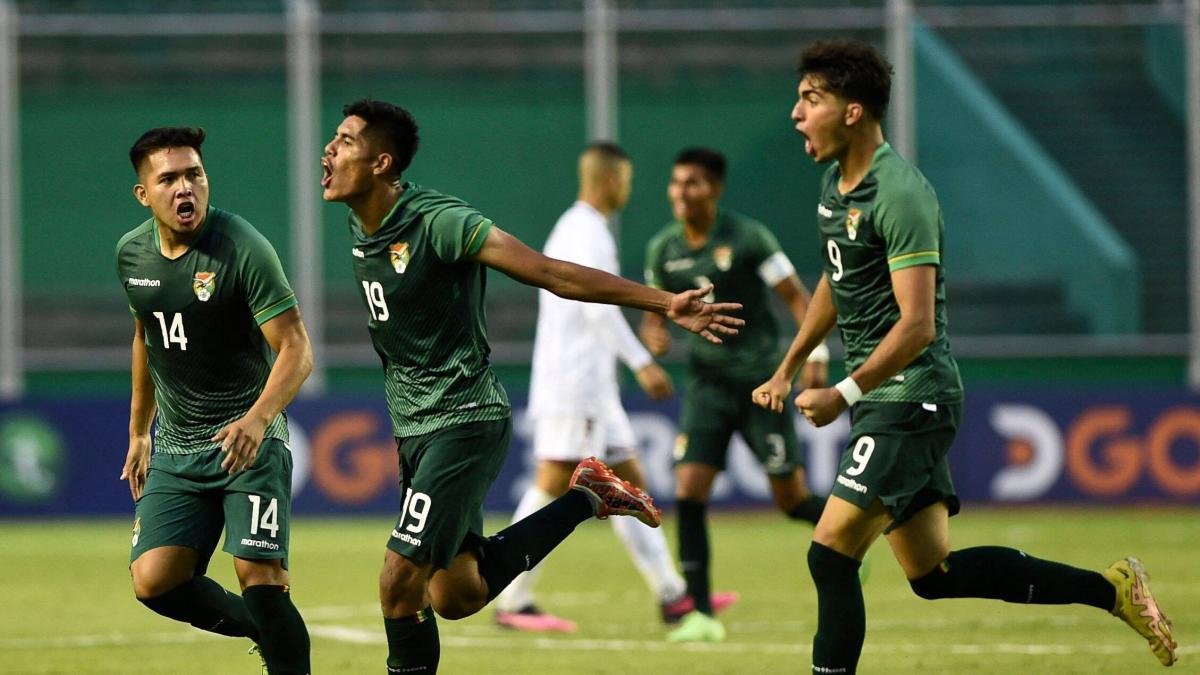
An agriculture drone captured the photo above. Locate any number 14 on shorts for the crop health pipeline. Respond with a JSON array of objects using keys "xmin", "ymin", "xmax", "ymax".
[{"xmin": 248, "ymin": 494, "xmax": 280, "ymax": 538}]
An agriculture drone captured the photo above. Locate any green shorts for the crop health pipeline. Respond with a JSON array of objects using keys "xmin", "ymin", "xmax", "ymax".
[
  {"xmin": 675, "ymin": 376, "xmax": 802, "ymax": 476},
  {"xmin": 130, "ymin": 438, "xmax": 293, "ymax": 574},
  {"xmin": 388, "ymin": 417, "xmax": 512, "ymax": 570},
  {"xmin": 830, "ymin": 401, "xmax": 962, "ymax": 533}
]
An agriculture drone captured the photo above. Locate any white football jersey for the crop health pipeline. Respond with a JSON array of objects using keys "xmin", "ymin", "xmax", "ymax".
[{"xmin": 527, "ymin": 201, "xmax": 653, "ymax": 418}]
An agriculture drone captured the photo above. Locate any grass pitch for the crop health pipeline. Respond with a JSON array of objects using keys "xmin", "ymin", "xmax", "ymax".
[{"xmin": 1, "ymin": 507, "xmax": 1194, "ymax": 674}]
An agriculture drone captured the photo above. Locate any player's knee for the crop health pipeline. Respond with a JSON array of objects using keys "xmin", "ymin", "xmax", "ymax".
[
  {"xmin": 130, "ymin": 567, "xmax": 184, "ymax": 600},
  {"xmin": 908, "ymin": 565, "xmax": 951, "ymax": 600},
  {"xmin": 430, "ymin": 591, "xmax": 484, "ymax": 620}
]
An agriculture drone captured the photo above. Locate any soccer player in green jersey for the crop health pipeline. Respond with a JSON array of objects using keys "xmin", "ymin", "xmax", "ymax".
[
  {"xmin": 640, "ymin": 147, "xmax": 830, "ymax": 643},
  {"xmin": 118, "ymin": 128, "xmax": 313, "ymax": 674},
  {"xmin": 320, "ymin": 99, "xmax": 744, "ymax": 673},
  {"xmin": 752, "ymin": 39, "xmax": 1178, "ymax": 672}
]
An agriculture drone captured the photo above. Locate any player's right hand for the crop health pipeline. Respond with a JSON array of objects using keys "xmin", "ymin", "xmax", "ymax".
[
  {"xmin": 752, "ymin": 376, "xmax": 791, "ymax": 413},
  {"xmin": 635, "ymin": 362, "xmax": 674, "ymax": 400},
  {"xmin": 121, "ymin": 435, "xmax": 151, "ymax": 502}
]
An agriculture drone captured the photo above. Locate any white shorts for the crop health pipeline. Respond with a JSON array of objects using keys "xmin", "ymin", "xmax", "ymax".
[{"xmin": 531, "ymin": 398, "xmax": 637, "ymax": 465}]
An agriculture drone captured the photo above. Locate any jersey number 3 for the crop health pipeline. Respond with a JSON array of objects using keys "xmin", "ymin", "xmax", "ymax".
[{"xmin": 151, "ymin": 311, "xmax": 188, "ymax": 351}]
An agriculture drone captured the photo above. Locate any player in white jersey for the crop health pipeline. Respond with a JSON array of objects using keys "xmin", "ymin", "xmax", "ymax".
[{"xmin": 496, "ymin": 143, "xmax": 734, "ymax": 632}]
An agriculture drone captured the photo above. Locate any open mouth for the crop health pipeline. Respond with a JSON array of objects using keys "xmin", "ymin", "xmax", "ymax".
[
  {"xmin": 176, "ymin": 201, "xmax": 196, "ymax": 221},
  {"xmin": 321, "ymin": 158, "xmax": 333, "ymax": 188}
]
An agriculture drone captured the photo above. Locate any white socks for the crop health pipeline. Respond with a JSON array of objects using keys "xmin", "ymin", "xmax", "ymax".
[
  {"xmin": 496, "ymin": 481, "xmax": 688, "ymax": 612},
  {"xmin": 611, "ymin": 512, "xmax": 687, "ymax": 602}
]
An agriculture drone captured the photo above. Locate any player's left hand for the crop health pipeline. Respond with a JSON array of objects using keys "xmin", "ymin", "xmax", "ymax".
[
  {"xmin": 213, "ymin": 416, "xmax": 267, "ymax": 475},
  {"xmin": 800, "ymin": 361, "xmax": 828, "ymax": 390},
  {"xmin": 794, "ymin": 387, "xmax": 847, "ymax": 427},
  {"xmin": 666, "ymin": 285, "xmax": 744, "ymax": 344}
]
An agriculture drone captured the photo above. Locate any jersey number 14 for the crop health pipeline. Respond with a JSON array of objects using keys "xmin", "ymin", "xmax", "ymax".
[{"xmin": 151, "ymin": 311, "xmax": 188, "ymax": 351}]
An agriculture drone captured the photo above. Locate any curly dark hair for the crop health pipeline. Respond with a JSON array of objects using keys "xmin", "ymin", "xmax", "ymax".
[
  {"xmin": 798, "ymin": 39, "xmax": 893, "ymax": 121},
  {"xmin": 129, "ymin": 127, "xmax": 205, "ymax": 174},
  {"xmin": 343, "ymin": 99, "xmax": 421, "ymax": 176}
]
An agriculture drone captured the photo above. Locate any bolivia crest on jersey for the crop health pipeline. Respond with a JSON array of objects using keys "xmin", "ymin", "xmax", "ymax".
[
  {"xmin": 131, "ymin": 517, "xmax": 141, "ymax": 547},
  {"xmin": 192, "ymin": 272, "xmax": 216, "ymax": 301},
  {"xmin": 390, "ymin": 242, "xmax": 411, "ymax": 274},
  {"xmin": 846, "ymin": 208, "xmax": 862, "ymax": 241},
  {"xmin": 713, "ymin": 245, "xmax": 733, "ymax": 271}
]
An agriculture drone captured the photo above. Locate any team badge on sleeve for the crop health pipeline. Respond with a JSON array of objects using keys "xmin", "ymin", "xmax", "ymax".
[
  {"xmin": 846, "ymin": 208, "xmax": 862, "ymax": 241},
  {"xmin": 192, "ymin": 272, "xmax": 216, "ymax": 301},
  {"xmin": 389, "ymin": 242, "xmax": 411, "ymax": 274},
  {"xmin": 713, "ymin": 245, "xmax": 733, "ymax": 271},
  {"xmin": 131, "ymin": 517, "xmax": 141, "ymax": 546}
]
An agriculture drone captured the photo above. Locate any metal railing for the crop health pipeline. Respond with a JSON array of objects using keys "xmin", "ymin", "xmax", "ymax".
[{"xmin": 1, "ymin": 1, "xmax": 1196, "ymax": 397}]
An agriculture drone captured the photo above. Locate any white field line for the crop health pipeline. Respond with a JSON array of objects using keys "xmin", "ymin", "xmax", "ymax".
[
  {"xmin": 5, "ymin": 609, "xmax": 1192, "ymax": 661},
  {"xmin": 307, "ymin": 624, "xmax": 1193, "ymax": 658}
]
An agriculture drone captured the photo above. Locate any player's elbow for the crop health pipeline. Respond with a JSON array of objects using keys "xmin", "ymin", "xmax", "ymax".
[{"xmin": 902, "ymin": 315, "xmax": 935, "ymax": 348}]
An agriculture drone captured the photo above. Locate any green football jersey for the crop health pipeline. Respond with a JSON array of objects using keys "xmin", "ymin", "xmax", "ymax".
[
  {"xmin": 816, "ymin": 142, "xmax": 963, "ymax": 404},
  {"xmin": 347, "ymin": 182, "xmax": 510, "ymax": 438},
  {"xmin": 645, "ymin": 209, "xmax": 790, "ymax": 383},
  {"xmin": 115, "ymin": 206, "xmax": 297, "ymax": 454}
]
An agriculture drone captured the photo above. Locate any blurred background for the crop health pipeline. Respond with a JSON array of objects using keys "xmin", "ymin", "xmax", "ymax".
[{"xmin": 0, "ymin": 0, "xmax": 1198, "ymax": 516}]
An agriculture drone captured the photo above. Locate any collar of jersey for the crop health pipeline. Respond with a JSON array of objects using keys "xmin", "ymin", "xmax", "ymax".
[
  {"xmin": 349, "ymin": 182, "xmax": 419, "ymax": 255},
  {"xmin": 831, "ymin": 142, "xmax": 891, "ymax": 201},
  {"xmin": 677, "ymin": 208, "xmax": 729, "ymax": 251}
]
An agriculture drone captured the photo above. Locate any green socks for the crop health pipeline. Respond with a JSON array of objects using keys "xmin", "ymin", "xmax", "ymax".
[
  {"xmin": 242, "ymin": 584, "xmax": 310, "ymax": 675},
  {"xmin": 138, "ymin": 575, "xmax": 259, "ymax": 641},
  {"xmin": 385, "ymin": 606, "xmax": 440, "ymax": 674}
]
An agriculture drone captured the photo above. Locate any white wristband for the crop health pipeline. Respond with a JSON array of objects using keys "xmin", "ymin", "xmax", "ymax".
[
  {"xmin": 834, "ymin": 376, "xmax": 863, "ymax": 406},
  {"xmin": 806, "ymin": 342, "xmax": 830, "ymax": 364}
]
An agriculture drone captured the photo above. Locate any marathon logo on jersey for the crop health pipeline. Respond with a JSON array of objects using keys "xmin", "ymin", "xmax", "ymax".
[
  {"xmin": 240, "ymin": 537, "xmax": 281, "ymax": 551},
  {"xmin": 713, "ymin": 245, "xmax": 733, "ymax": 271},
  {"xmin": 846, "ymin": 208, "xmax": 862, "ymax": 240},
  {"xmin": 127, "ymin": 277, "xmax": 160, "ymax": 288},
  {"xmin": 664, "ymin": 258, "xmax": 694, "ymax": 273},
  {"xmin": 389, "ymin": 242, "xmax": 411, "ymax": 274},
  {"xmin": 391, "ymin": 528, "xmax": 423, "ymax": 548},
  {"xmin": 192, "ymin": 272, "xmax": 216, "ymax": 301},
  {"xmin": 836, "ymin": 474, "xmax": 868, "ymax": 494},
  {"xmin": 818, "ymin": 203, "xmax": 834, "ymax": 218},
  {"xmin": 352, "ymin": 248, "xmax": 366, "ymax": 258}
]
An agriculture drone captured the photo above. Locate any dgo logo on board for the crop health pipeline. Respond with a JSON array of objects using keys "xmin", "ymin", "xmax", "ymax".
[{"xmin": 989, "ymin": 403, "xmax": 1200, "ymax": 500}]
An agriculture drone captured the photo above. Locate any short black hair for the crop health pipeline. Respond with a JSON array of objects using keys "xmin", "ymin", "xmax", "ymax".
[
  {"xmin": 798, "ymin": 39, "xmax": 893, "ymax": 121},
  {"xmin": 585, "ymin": 141, "xmax": 629, "ymax": 162},
  {"xmin": 673, "ymin": 147, "xmax": 726, "ymax": 183},
  {"xmin": 129, "ymin": 127, "xmax": 205, "ymax": 174},
  {"xmin": 343, "ymin": 99, "xmax": 420, "ymax": 175}
]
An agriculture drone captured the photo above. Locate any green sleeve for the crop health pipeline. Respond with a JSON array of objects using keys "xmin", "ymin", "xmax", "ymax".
[
  {"xmin": 238, "ymin": 229, "xmax": 298, "ymax": 326},
  {"xmin": 876, "ymin": 186, "xmax": 941, "ymax": 272},
  {"xmin": 643, "ymin": 234, "xmax": 667, "ymax": 290},
  {"xmin": 748, "ymin": 221, "xmax": 784, "ymax": 267},
  {"xmin": 428, "ymin": 204, "xmax": 494, "ymax": 263}
]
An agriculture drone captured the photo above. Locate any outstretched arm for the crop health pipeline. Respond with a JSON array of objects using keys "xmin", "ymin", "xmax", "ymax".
[{"xmin": 473, "ymin": 226, "xmax": 744, "ymax": 344}]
